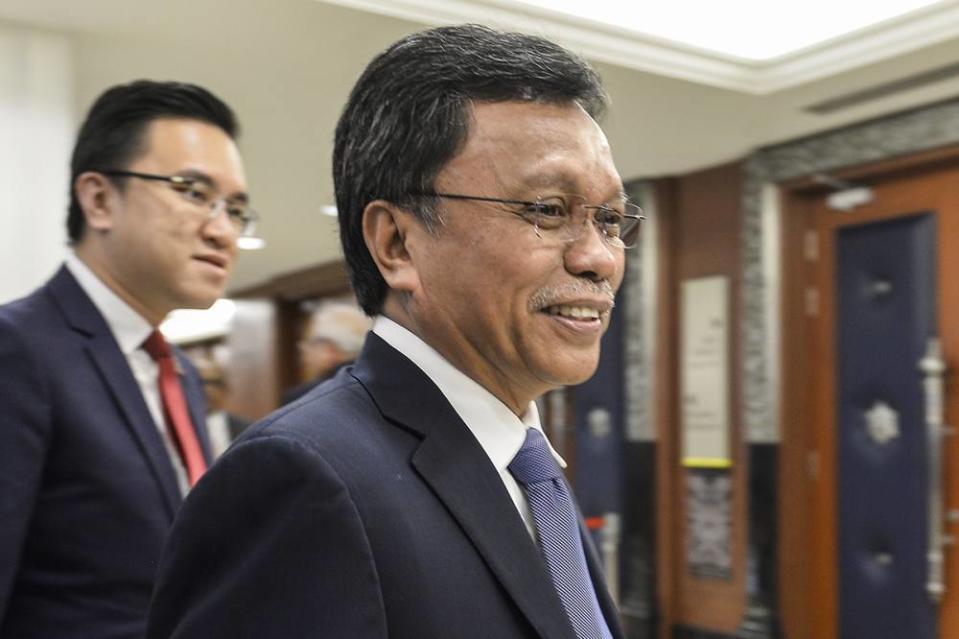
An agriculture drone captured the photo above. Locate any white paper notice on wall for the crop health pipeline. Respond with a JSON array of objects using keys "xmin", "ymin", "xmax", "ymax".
[{"xmin": 681, "ymin": 275, "xmax": 732, "ymax": 468}]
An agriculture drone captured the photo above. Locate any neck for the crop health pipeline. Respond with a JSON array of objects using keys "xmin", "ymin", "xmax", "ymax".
[
  {"xmin": 74, "ymin": 244, "xmax": 166, "ymax": 327},
  {"xmin": 381, "ymin": 297, "xmax": 542, "ymax": 417}
]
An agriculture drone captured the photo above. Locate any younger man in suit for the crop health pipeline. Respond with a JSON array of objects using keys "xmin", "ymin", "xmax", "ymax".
[
  {"xmin": 0, "ymin": 80, "xmax": 253, "ymax": 638},
  {"xmin": 150, "ymin": 25, "xmax": 640, "ymax": 639}
]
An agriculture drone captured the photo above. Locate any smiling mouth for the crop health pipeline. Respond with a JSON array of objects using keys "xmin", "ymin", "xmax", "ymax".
[{"xmin": 543, "ymin": 305, "xmax": 603, "ymax": 320}]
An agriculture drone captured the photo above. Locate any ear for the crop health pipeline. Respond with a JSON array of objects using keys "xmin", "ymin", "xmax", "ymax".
[
  {"xmin": 362, "ymin": 200, "xmax": 422, "ymax": 295},
  {"xmin": 74, "ymin": 171, "xmax": 119, "ymax": 233}
]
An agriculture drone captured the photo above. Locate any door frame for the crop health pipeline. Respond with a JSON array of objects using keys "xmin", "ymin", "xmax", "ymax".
[{"xmin": 779, "ymin": 144, "xmax": 959, "ymax": 639}]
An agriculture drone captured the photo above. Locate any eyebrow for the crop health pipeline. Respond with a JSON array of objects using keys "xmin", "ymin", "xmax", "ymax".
[
  {"xmin": 519, "ymin": 173, "xmax": 628, "ymax": 203},
  {"xmin": 176, "ymin": 169, "xmax": 249, "ymax": 203}
]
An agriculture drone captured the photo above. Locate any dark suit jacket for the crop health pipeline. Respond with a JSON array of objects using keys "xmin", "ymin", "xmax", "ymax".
[
  {"xmin": 147, "ymin": 333, "xmax": 624, "ymax": 638},
  {"xmin": 0, "ymin": 267, "xmax": 212, "ymax": 638}
]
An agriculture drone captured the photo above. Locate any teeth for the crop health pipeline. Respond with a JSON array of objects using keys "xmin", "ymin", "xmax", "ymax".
[{"xmin": 548, "ymin": 305, "xmax": 601, "ymax": 319}]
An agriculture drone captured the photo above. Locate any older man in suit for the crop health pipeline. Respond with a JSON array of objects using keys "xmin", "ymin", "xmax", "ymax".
[
  {"xmin": 149, "ymin": 25, "xmax": 641, "ymax": 639},
  {"xmin": 0, "ymin": 80, "xmax": 253, "ymax": 638}
]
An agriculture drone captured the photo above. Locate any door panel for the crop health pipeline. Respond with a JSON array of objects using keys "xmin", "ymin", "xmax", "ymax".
[
  {"xmin": 836, "ymin": 214, "xmax": 937, "ymax": 639},
  {"xmin": 788, "ymin": 155, "xmax": 959, "ymax": 639}
]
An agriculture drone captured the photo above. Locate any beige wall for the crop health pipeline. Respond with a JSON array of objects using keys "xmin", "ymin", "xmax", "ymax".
[{"xmin": 0, "ymin": 24, "xmax": 72, "ymax": 303}]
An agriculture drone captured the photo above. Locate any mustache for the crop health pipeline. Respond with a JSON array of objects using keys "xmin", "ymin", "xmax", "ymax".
[{"xmin": 527, "ymin": 280, "xmax": 616, "ymax": 312}]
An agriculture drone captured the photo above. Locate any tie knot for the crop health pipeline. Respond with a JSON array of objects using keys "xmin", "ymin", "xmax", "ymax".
[
  {"xmin": 142, "ymin": 329, "xmax": 171, "ymax": 362},
  {"xmin": 508, "ymin": 428, "xmax": 563, "ymax": 486}
]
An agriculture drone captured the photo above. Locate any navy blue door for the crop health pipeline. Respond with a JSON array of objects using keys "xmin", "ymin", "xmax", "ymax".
[
  {"xmin": 572, "ymin": 288, "xmax": 624, "ymax": 518},
  {"xmin": 836, "ymin": 213, "xmax": 937, "ymax": 639}
]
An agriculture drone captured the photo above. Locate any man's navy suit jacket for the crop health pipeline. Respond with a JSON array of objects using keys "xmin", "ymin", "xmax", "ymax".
[
  {"xmin": 0, "ymin": 267, "xmax": 212, "ymax": 638},
  {"xmin": 147, "ymin": 332, "xmax": 625, "ymax": 638}
]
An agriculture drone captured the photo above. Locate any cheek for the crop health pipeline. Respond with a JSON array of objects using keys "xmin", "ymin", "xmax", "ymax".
[{"xmin": 159, "ymin": 222, "xmax": 200, "ymax": 260}]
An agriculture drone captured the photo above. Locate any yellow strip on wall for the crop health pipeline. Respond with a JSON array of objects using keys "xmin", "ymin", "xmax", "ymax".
[{"xmin": 682, "ymin": 457, "xmax": 733, "ymax": 469}]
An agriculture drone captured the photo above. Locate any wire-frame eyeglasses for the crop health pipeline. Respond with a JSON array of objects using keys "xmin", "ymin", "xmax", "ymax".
[
  {"xmin": 96, "ymin": 169, "xmax": 260, "ymax": 239},
  {"xmin": 412, "ymin": 192, "xmax": 644, "ymax": 249}
]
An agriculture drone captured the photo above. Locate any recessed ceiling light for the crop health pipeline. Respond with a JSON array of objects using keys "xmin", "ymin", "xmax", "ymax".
[
  {"xmin": 161, "ymin": 299, "xmax": 237, "ymax": 343},
  {"xmin": 237, "ymin": 236, "xmax": 266, "ymax": 250}
]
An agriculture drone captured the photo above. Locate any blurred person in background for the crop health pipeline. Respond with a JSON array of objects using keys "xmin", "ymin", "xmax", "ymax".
[
  {"xmin": 0, "ymin": 80, "xmax": 252, "ymax": 638},
  {"xmin": 283, "ymin": 300, "xmax": 372, "ymax": 404},
  {"xmin": 196, "ymin": 355, "xmax": 250, "ymax": 457}
]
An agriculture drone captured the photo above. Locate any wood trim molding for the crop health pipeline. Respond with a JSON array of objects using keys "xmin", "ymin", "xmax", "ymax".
[{"xmin": 229, "ymin": 260, "xmax": 351, "ymax": 301}]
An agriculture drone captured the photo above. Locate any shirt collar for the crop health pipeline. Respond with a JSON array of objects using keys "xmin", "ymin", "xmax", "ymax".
[
  {"xmin": 65, "ymin": 253, "xmax": 155, "ymax": 355},
  {"xmin": 372, "ymin": 315, "xmax": 566, "ymax": 472}
]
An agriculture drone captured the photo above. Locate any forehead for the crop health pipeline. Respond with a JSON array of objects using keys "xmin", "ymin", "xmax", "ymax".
[
  {"xmin": 133, "ymin": 117, "xmax": 247, "ymax": 189},
  {"xmin": 439, "ymin": 100, "xmax": 622, "ymax": 199}
]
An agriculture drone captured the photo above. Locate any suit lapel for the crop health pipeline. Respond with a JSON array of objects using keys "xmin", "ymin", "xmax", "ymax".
[
  {"xmin": 47, "ymin": 267, "xmax": 182, "ymax": 519},
  {"xmin": 353, "ymin": 335, "xmax": 577, "ymax": 639},
  {"xmin": 412, "ymin": 420, "xmax": 578, "ymax": 639}
]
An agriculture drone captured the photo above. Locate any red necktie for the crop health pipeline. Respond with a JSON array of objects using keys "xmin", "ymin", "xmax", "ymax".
[{"xmin": 143, "ymin": 330, "xmax": 207, "ymax": 487}]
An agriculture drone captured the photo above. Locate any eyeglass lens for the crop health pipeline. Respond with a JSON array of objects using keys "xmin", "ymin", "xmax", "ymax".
[{"xmin": 525, "ymin": 196, "xmax": 642, "ymax": 248}]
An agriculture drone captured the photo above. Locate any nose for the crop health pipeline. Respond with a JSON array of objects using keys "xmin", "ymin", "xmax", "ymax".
[
  {"xmin": 202, "ymin": 201, "xmax": 239, "ymax": 249},
  {"xmin": 562, "ymin": 214, "xmax": 620, "ymax": 283}
]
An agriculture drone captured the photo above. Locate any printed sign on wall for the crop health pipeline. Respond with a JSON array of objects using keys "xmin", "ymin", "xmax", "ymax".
[{"xmin": 680, "ymin": 276, "xmax": 731, "ymax": 468}]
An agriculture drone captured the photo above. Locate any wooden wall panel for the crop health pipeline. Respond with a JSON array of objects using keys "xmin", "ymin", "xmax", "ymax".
[
  {"xmin": 778, "ymin": 192, "xmax": 815, "ymax": 639},
  {"xmin": 654, "ymin": 178, "xmax": 680, "ymax": 639},
  {"xmin": 225, "ymin": 299, "xmax": 279, "ymax": 421},
  {"xmin": 657, "ymin": 161, "xmax": 747, "ymax": 634}
]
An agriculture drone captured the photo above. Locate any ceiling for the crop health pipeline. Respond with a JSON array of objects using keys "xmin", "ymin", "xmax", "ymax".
[
  {"xmin": 326, "ymin": 0, "xmax": 959, "ymax": 92},
  {"xmin": 4, "ymin": 0, "xmax": 959, "ymax": 292}
]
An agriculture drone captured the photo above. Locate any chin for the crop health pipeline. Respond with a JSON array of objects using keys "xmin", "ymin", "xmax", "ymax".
[
  {"xmin": 178, "ymin": 292, "xmax": 220, "ymax": 311},
  {"xmin": 542, "ymin": 356, "xmax": 601, "ymax": 388}
]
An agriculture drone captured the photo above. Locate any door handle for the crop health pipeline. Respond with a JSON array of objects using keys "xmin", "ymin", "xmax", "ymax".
[{"xmin": 920, "ymin": 337, "xmax": 948, "ymax": 604}]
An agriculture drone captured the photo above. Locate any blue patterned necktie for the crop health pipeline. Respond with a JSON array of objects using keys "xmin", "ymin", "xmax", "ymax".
[{"xmin": 508, "ymin": 428, "xmax": 613, "ymax": 639}]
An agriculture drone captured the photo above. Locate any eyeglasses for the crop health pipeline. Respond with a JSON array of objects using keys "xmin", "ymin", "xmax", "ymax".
[
  {"xmin": 97, "ymin": 169, "xmax": 260, "ymax": 238},
  {"xmin": 414, "ymin": 192, "xmax": 644, "ymax": 249}
]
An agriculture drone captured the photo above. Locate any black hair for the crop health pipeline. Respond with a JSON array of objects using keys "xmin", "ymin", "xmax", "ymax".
[
  {"xmin": 67, "ymin": 79, "xmax": 239, "ymax": 242},
  {"xmin": 333, "ymin": 24, "xmax": 608, "ymax": 315}
]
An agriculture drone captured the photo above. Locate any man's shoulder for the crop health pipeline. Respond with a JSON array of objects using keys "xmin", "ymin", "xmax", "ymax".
[
  {"xmin": 0, "ymin": 269, "xmax": 111, "ymax": 368},
  {"xmin": 0, "ymin": 283, "xmax": 64, "ymax": 404},
  {"xmin": 236, "ymin": 339, "xmax": 436, "ymax": 462},
  {"xmin": 0, "ymin": 280, "xmax": 62, "ymax": 343},
  {"xmin": 222, "ymin": 369, "xmax": 423, "ymax": 499},
  {"xmin": 242, "ymin": 370, "xmax": 398, "ymax": 456},
  {"xmin": 0, "ymin": 266, "xmax": 91, "ymax": 334},
  {"xmin": 281, "ymin": 377, "xmax": 324, "ymax": 406},
  {"xmin": 266, "ymin": 371, "xmax": 374, "ymax": 428}
]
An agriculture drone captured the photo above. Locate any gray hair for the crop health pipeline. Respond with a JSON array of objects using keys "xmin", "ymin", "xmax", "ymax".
[{"xmin": 308, "ymin": 301, "xmax": 372, "ymax": 355}]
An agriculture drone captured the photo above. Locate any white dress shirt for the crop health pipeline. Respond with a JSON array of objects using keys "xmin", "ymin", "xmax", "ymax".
[
  {"xmin": 373, "ymin": 315, "xmax": 566, "ymax": 538},
  {"xmin": 205, "ymin": 410, "xmax": 233, "ymax": 459},
  {"xmin": 65, "ymin": 253, "xmax": 190, "ymax": 496}
]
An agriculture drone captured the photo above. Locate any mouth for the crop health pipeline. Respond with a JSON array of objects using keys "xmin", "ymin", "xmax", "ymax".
[
  {"xmin": 193, "ymin": 254, "xmax": 230, "ymax": 272},
  {"xmin": 529, "ymin": 282, "xmax": 616, "ymax": 338},
  {"xmin": 543, "ymin": 304, "xmax": 604, "ymax": 320},
  {"xmin": 538, "ymin": 298, "xmax": 615, "ymax": 336}
]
